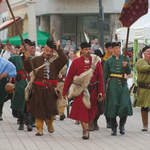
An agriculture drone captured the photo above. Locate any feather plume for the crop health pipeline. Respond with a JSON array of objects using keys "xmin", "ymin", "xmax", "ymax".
[
  {"xmin": 83, "ymin": 28, "xmax": 89, "ymax": 43},
  {"xmin": 110, "ymin": 28, "xmax": 113, "ymax": 43},
  {"xmin": 99, "ymin": 44, "xmax": 104, "ymax": 55},
  {"xmin": 50, "ymin": 27, "xmax": 55, "ymax": 42},
  {"xmin": 115, "ymin": 34, "xmax": 118, "ymax": 43}
]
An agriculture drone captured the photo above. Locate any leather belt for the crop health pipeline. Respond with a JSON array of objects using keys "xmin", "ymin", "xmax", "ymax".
[
  {"xmin": 89, "ymin": 81, "xmax": 99, "ymax": 86},
  {"xmin": 139, "ymin": 83, "xmax": 150, "ymax": 89},
  {"xmin": 110, "ymin": 76, "xmax": 127, "ymax": 81},
  {"xmin": 41, "ymin": 80, "xmax": 56, "ymax": 87},
  {"xmin": 58, "ymin": 80, "xmax": 64, "ymax": 83}
]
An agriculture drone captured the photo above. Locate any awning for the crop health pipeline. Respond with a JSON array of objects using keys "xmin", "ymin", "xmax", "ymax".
[{"xmin": 0, "ymin": 17, "xmax": 22, "ymax": 31}]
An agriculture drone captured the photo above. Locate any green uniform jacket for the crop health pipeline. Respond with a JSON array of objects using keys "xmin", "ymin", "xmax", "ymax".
[
  {"xmin": 9, "ymin": 55, "xmax": 27, "ymax": 114},
  {"xmin": 135, "ymin": 58, "xmax": 150, "ymax": 107},
  {"xmin": 103, "ymin": 55, "xmax": 133, "ymax": 118}
]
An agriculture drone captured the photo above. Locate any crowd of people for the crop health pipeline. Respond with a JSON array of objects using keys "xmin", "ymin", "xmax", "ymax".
[{"xmin": 0, "ymin": 35, "xmax": 150, "ymax": 140}]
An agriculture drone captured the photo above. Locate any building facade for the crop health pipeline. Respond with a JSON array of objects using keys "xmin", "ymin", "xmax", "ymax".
[
  {"xmin": 35, "ymin": 0, "xmax": 125, "ymax": 48},
  {"xmin": 1, "ymin": 0, "xmax": 150, "ymax": 47},
  {"xmin": 0, "ymin": 1, "xmax": 8, "ymax": 40}
]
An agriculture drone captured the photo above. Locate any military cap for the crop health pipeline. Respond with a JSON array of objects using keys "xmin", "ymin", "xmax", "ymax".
[
  {"xmin": 30, "ymin": 41, "xmax": 36, "ymax": 47},
  {"xmin": 80, "ymin": 41, "xmax": 91, "ymax": 49},
  {"xmin": 142, "ymin": 45, "xmax": 150, "ymax": 53},
  {"xmin": 22, "ymin": 39, "xmax": 32, "ymax": 46},
  {"xmin": 46, "ymin": 39, "xmax": 54, "ymax": 49},
  {"xmin": 94, "ymin": 49, "xmax": 105, "ymax": 58},
  {"xmin": 112, "ymin": 42, "xmax": 121, "ymax": 48}
]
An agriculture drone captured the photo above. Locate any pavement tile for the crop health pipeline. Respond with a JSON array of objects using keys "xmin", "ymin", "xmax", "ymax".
[{"xmin": 1, "ymin": 101, "xmax": 150, "ymax": 150}]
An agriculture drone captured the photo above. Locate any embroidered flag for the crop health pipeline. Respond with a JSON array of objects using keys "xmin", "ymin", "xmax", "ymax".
[{"xmin": 119, "ymin": 0, "xmax": 148, "ymax": 27}]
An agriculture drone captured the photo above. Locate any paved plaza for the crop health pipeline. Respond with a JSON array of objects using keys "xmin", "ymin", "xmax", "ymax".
[{"xmin": 0, "ymin": 100, "xmax": 150, "ymax": 150}]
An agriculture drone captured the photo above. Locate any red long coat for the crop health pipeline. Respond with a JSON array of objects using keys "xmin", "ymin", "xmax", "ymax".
[{"xmin": 63, "ymin": 55, "xmax": 104, "ymax": 123}]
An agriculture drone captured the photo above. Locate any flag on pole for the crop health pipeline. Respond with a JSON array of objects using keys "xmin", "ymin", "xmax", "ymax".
[{"xmin": 119, "ymin": 0, "xmax": 148, "ymax": 27}]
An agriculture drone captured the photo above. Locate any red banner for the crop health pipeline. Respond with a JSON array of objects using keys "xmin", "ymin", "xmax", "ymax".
[{"xmin": 119, "ymin": 0, "xmax": 148, "ymax": 27}]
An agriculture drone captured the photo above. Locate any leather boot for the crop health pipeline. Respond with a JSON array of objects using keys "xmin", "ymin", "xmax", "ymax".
[
  {"xmin": 46, "ymin": 115, "xmax": 55, "ymax": 133},
  {"xmin": 93, "ymin": 120, "xmax": 99, "ymax": 130},
  {"xmin": 141, "ymin": 110, "xmax": 148, "ymax": 131},
  {"xmin": 89, "ymin": 121, "xmax": 95, "ymax": 131},
  {"xmin": 35, "ymin": 118, "xmax": 44, "ymax": 136},
  {"xmin": 119, "ymin": 116, "xmax": 127, "ymax": 135},
  {"xmin": 59, "ymin": 106, "xmax": 66, "ymax": 121},
  {"xmin": 24, "ymin": 112, "xmax": 33, "ymax": 131},
  {"xmin": 32, "ymin": 117, "xmax": 36, "ymax": 127},
  {"xmin": 106, "ymin": 116, "xmax": 111, "ymax": 128},
  {"xmin": 0, "ymin": 103, "xmax": 4, "ymax": 121},
  {"xmin": 81, "ymin": 122, "xmax": 89, "ymax": 140},
  {"xmin": 93, "ymin": 114, "xmax": 100, "ymax": 130},
  {"xmin": 111, "ymin": 117, "xmax": 117, "ymax": 136},
  {"xmin": 18, "ymin": 112, "xmax": 24, "ymax": 130}
]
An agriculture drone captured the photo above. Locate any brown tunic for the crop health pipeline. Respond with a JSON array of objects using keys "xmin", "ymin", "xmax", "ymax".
[{"xmin": 23, "ymin": 48, "xmax": 68, "ymax": 120}]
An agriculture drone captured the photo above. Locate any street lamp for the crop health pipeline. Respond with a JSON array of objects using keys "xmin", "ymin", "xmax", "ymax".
[{"xmin": 99, "ymin": 0, "xmax": 104, "ymax": 50}]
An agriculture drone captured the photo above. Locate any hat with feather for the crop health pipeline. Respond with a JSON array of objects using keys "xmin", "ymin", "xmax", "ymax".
[
  {"xmin": 80, "ymin": 28, "xmax": 91, "ymax": 49},
  {"xmin": 112, "ymin": 34, "xmax": 121, "ymax": 48},
  {"xmin": 46, "ymin": 27, "xmax": 56, "ymax": 49}
]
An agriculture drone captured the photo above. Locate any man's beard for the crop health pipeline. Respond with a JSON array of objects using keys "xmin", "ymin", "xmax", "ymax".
[
  {"xmin": 46, "ymin": 55, "xmax": 50, "ymax": 60},
  {"xmin": 86, "ymin": 53, "xmax": 90, "ymax": 57}
]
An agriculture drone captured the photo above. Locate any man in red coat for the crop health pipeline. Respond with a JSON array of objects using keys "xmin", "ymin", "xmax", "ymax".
[{"xmin": 63, "ymin": 41, "xmax": 104, "ymax": 139}]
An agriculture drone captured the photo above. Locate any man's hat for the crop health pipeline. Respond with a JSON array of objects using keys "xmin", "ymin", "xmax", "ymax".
[
  {"xmin": 22, "ymin": 39, "xmax": 32, "ymax": 46},
  {"xmin": 142, "ymin": 45, "xmax": 150, "ymax": 53},
  {"xmin": 80, "ymin": 41, "xmax": 91, "ymax": 49},
  {"xmin": 46, "ymin": 39, "xmax": 54, "ymax": 49},
  {"xmin": 112, "ymin": 42, "xmax": 121, "ymax": 48},
  {"xmin": 30, "ymin": 41, "xmax": 36, "ymax": 47},
  {"xmin": 94, "ymin": 49, "xmax": 105, "ymax": 58},
  {"xmin": 105, "ymin": 42, "xmax": 112, "ymax": 49}
]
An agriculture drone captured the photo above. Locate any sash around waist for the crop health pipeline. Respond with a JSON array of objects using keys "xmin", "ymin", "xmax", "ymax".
[{"xmin": 34, "ymin": 79, "xmax": 58, "ymax": 88}]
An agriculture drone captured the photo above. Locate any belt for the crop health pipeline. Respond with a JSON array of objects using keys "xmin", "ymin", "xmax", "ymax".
[
  {"xmin": 87, "ymin": 86, "xmax": 97, "ymax": 93},
  {"xmin": 110, "ymin": 76, "xmax": 127, "ymax": 81},
  {"xmin": 139, "ymin": 83, "xmax": 150, "ymax": 89},
  {"xmin": 58, "ymin": 80, "xmax": 64, "ymax": 83},
  {"xmin": 41, "ymin": 80, "xmax": 56, "ymax": 87},
  {"xmin": 110, "ymin": 74, "xmax": 126, "ymax": 78},
  {"xmin": 34, "ymin": 79, "xmax": 58, "ymax": 88},
  {"xmin": 88, "ymin": 81, "xmax": 99, "ymax": 86}
]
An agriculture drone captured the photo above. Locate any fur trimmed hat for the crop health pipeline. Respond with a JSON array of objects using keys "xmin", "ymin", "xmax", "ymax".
[
  {"xmin": 112, "ymin": 42, "xmax": 121, "ymax": 48},
  {"xmin": 105, "ymin": 42, "xmax": 112, "ymax": 49},
  {"xmin": 94, "ymin": 49, "xmax": 105, "ymax": 58},
  {"xmin": 142, "ymin": 45, "xmax": 150, "ymax": 53},
  {"xmin": 46, "ymin": 39, "xmax": 54, "ymax": 49},
  {"xmin": 80, "ymin": 41, "xmax": 91, "ymax": 49},
  {"xmin": 31, "ymin": 41, "xmax": 36, "ymax": 47},
  {"xmin": 22, "ymin": 39, "xmax": 32, "ymax": 46}
]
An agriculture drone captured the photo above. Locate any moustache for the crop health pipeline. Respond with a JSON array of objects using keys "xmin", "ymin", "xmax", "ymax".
[{"xmin": 46, "ymin": 55, "xmax": 50, "ymax": 59}]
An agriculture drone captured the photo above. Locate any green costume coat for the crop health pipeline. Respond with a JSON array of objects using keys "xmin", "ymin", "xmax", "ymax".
[
  {"xmin": 0, "ymin": 50, "xmax": 8, "ymax": 105},
  {"xmin": 9, "ymin": 55, "xmax": 27, "ymax": 114},
  {"xmin": 103, "ymin": 55, "xmax": 133, "ymax": 118},
  {"xmin": 135, "ymin": 58, "xmax": 150, "ymax": 107}
]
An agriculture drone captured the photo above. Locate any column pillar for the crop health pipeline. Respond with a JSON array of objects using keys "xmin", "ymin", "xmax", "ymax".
[
  {"xmin": 40, "ymin": 15, "xmax": 50, "ymax": 33},
  {"xmin": 27, "ymin": 0, "xmax": 37, "ymax": 43},
  {"xmin": 50, "ymin": 14, "xmax": 63, "ymax": 43},
  {"xmin": 110, "ymin": 13, "xmax": 121, "ymax": 41}
]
